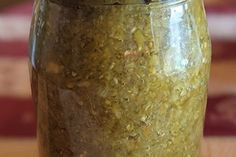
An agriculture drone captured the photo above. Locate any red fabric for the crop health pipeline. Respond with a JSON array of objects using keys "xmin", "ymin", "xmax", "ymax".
[
  {"xmin": 0, "ymin": 41, "xmax": 28, "ymax": 57},
  {"xmin": 212, "ymin": 41, "xmax": 236, "ymax": 62},
  {"xmin": 0, "ymin": 97, "xmax": 36, "ymax": 137},
  {"xmin": 206, "ymin": 6, "xmax": 236, "ymax": 13},
  {"xmin": 205, "ymin": 95, "xmax": 236, "ymax": 136},
  {"xmin": 0, "ymin": 1, "xmax": 33, "ymax": 15}
]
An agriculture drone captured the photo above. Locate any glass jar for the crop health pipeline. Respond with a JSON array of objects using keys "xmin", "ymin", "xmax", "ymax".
[{"xmin": 29, "ymin": 0, "xmax": 211, "ymax": 157}]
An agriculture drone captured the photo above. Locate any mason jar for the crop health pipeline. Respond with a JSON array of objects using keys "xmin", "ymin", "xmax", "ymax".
[{"xmin": 29, "ymin": 0, "xmax": 211, "ymax": 156}]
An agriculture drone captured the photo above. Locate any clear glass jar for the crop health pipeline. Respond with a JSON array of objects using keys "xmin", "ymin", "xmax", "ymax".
[{"xmin": 29, "ymin": 0, "xmax": 211, "ymax": 156}]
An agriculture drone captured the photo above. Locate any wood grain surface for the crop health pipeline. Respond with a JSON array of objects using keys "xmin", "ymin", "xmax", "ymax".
[{"xmin": 0, "ymin": 137, "xmax": 235, "ymax": 157}]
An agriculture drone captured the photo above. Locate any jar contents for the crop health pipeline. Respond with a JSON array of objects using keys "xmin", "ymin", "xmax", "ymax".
[{"xmin": 30, "ymin": 0, "xmax": 211, "ymax": 157}]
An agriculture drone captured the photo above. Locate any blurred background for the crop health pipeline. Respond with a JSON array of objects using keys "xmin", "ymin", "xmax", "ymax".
[{"xmin": 0, "ymin": 0, "xmax": 235, "ymax": 140}]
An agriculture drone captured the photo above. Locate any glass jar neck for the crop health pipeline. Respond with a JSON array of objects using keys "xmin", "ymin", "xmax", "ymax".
[{"xmin": 49, "ymin": 0, "xmax": 187, "ymax": 6}]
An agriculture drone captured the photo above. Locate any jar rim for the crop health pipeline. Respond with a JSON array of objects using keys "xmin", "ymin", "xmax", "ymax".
[{"xmin": 49, "ymin": 0, "xmax": 187, "ymax": 6}]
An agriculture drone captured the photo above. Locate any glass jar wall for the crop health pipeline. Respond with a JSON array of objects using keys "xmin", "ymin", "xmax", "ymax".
[{"xmin": 29, "ymin": 0, "xmax": 211, "ymax": 156}]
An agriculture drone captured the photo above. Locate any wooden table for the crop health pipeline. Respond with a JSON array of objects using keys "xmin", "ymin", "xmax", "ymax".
[{"xmin": 0, "ymin": 137, "xmax": 235, "ymax": 157}]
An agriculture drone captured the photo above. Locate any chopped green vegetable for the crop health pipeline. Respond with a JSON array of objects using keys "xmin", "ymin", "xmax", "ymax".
[{"xmin": 29, "ymin": 0, "xmax": 211, "ymax": 157}]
